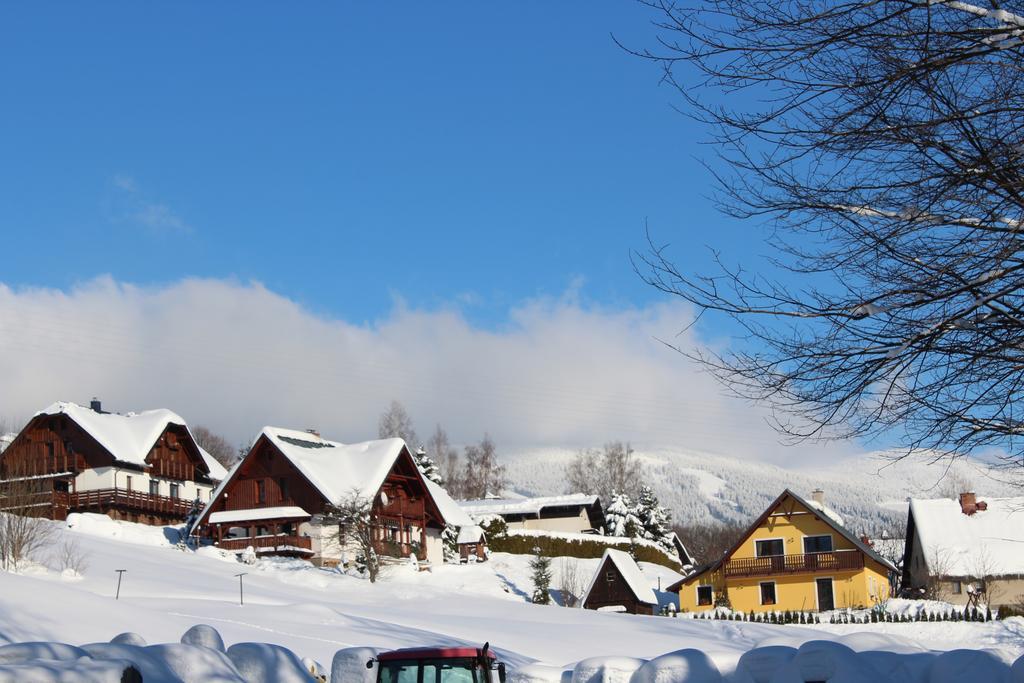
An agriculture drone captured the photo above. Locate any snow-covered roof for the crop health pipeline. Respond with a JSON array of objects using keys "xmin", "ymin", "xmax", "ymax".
[
  {"xmin": 208, "ymin": 506, "xmax": 310, "ymax": 525},
  {"xmin": 806, "ymin": 499, "xmax": 845, "ymax": 526},
  {"xmin": 582, "ymin": 548, "xmax": 657, "ymax": 607},
  {"xmin": 0, "ymin": 432, "xmax": 15, "ymax": 453},
  {"xmin": 35, "ymin": 402, "xmax": 224, "ymax": 480},
  {"xmin": 910, "ymin": 496, "xmax": 1024, "ymax": 577},
  {"xmin": 459, "ymin": 494, "xmax": 600, "ymax": 518},
  {"xmin": 261, "ymin": 427, "xmax": 408, "ymax": 504},
  {"xmin": 197, "ymin": 446, "xmax": 228, "ymax": 481},
  {"xmin": 456, "ymin": 525, "xmax": 485, "ymax": 544},
  {"xmin": 423, "ymin": 478, "xmax": 475, "ymax": 528}
]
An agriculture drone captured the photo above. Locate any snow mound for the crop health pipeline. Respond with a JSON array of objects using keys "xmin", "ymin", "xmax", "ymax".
[
  {"xmin": 331, "ymin": 646, "xmax": 382, "ymax": 683},
  {"xmin": 225, "ymin": 642, "xmax": 314, "ymax": 683},
  {"xmin": 928, "ymin": 649, "xmax": 1012, "ymax": 683},
  {"xmin": 147, "ymin": 643, "xmax": 244, "ymax": 682},
  {"xmin": 629, "ymin": 649, "xmax": 721, "ymax": 683},
  {"xmin": 0, "ymin": 657, "xmax": 142, "ymax": 682},
  {"xmin": 82, "ymin": 642, "xmax": 182, "ymax": 681},
  {"xmin": 572, "ymin": 656, "xmax": 647, "ymax": 683},
  {"xmin": 509, "ymin": 662, "xmax": 570, "ymax": 683},
  {"xmin": 733, "ymin": 645, "xmax": 795, "ymax": 683},
  {"xmin": 180, "ymin": 624, "xmax": 225, "ymax": 652},
  {"xmin": 110, "ymin": 633, "xmax": 148, "ymax": 647},
  {"xmin": 771, "ymin": 640, "xmax": 887, "ymax": 683},
  {"xmin": 0, "ymin": 642, "xmax": 88, "ymax": 664},
  {"xmin": 67, "ymin": 512, "xmax": 179, "ymax": 547}
]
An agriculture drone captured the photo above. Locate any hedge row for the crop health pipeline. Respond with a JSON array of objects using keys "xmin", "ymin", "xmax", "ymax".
[{"xmin": 486, "ymin": 531, "xmax": 679, "ymax": 569}]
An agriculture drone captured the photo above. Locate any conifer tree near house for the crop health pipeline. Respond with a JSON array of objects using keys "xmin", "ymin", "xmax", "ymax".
[
  {"xmin": 413, "ymin": 446, "xmax": 443, "ymax": 486},
  {"xmin": 634, "ymin": 485, "xmax": 675, "ymax": 554},
  {"xmin": 529, "ymin": 547, "xmax": 552, "ymax": 605},
  {"xmin": 604, "ymin": 492, "xmax": 642, "ymax": 538}
]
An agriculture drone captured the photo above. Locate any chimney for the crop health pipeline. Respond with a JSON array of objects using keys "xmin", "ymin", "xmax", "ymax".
[
  {"xmin": 811, "ymin": 488, "xmax": 825, "ymax": 505},
  {"xmin": 859, "ymin": 534, "xmax": 874, "ymax": 547},
  {"xmin": 89, "ymin": 397, "xmax": 102, "ymax": 413},
  {"xmin": 306, "ymin": 428, "xmax": 320, "ymax": 438},
  {"xmin": 959, "ymin": 491, "xmax": 977, "ymax": 515}
]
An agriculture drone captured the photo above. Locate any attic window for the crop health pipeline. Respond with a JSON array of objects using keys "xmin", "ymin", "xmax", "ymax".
[{"xmin": 606, "ymin": 571, "xmax": 615, "ymax": 583}]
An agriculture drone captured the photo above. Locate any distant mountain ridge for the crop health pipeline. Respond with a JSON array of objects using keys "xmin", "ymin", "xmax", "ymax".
[{"xmin": 502, "ymin": 446, "xmax": 1024, "ymax": 536}]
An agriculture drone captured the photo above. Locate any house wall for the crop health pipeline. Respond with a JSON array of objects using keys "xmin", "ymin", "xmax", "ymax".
[
  {"xmin": 75, "ymin": 467, "xmax": 215, "ymax": 503},
  {"xmin": 517, "ymin": 508, "xmax": 593, "ymax": 534}
]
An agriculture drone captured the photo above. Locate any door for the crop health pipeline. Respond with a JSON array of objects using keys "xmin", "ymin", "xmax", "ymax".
[{"xmin": 816, "ymin": 578, "xmax": 834, "ymax": 611}]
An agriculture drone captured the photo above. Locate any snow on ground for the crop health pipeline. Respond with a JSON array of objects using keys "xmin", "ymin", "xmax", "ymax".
[{"xmin": 1, "ymin": 513, "xmax": 1022, "ymax": 680}]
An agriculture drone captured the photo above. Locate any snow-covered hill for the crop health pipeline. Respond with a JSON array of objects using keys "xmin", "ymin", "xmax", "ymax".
[{"xmin": 502, "ymin": 446, "xmax": 1024, "ymax": 535}]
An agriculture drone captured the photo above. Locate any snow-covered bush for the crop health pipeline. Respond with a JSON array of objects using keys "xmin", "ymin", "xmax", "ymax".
[
  {"xmin": 147, "ymin": 643, "xmax": 243, "ymax": 682},
  {"xmin": 928, "ymin": 649, "xmax": 1012, "ymax": 683},
  {"xmin": 629, "ymin": 649, "xmax": 721, "ymax": 683},
  {"xmin": 733, "ymin": 646, "xmax": 796, "ymax": 683},
  {"xmin": 572, "ymin": 656, "xmax": 646, "ymax": 683},
  {"xmin": 330, "ymin": 647, "xmax": 381, "ymax": 683},
  {"xmin": 225, "ymin": 642, "xmax": 313, "ymax": 683},
  {"xmin": 110, "ymin": 633, "xmax": 147, "ymax": 647},
  {"xmin": 180, "ymin": 624, "xmax": 225, "ymax": 652}
]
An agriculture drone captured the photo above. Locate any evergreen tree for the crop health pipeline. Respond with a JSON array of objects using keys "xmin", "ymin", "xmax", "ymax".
[
  {"xmin": 634, "ymin": 485, "xmax": 676, "ymax": 554},
  {"xmin": 604, "ymin": 492, "xmax": 642, "ymax": 538},
  {"xmin": 529, "ymin": 547, "xmax": 552, "ymax": 605},
  {"xmin": 413, "ymin": 446, "xmax": 443, "ymax": 486}
]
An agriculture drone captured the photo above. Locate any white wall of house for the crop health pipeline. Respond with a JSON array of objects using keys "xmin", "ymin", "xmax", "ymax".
[
  {"xmin": 73, "ymin": 466, "xmax": 216, "ymax": 503},
  {"xmin": 511, "ymin": 508, "xmax": 593, "ymax": 534},
  {"xmin": 424, "ymin": 527, "xmax": 444, "ymax": 565}
]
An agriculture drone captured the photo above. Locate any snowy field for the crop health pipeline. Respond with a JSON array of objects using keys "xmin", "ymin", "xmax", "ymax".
[{"xmin": 1, "ymin": 514, "xmax": 1023, "ymax": 681}]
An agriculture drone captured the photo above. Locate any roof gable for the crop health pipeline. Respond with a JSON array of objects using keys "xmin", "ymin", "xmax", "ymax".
[{"xmin": 581, "ymin": 548, "xmax": 658, "ymax": 606}]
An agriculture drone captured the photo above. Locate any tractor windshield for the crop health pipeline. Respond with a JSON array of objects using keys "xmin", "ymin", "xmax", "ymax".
[{"xmin": 379, "ymin": 658, "xmax": 484, "ymax": 683}]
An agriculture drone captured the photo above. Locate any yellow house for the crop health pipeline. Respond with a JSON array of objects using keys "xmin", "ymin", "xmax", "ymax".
[{"xmin": 670, "ymin": 489, "xmax": 896, "ymax": 613}]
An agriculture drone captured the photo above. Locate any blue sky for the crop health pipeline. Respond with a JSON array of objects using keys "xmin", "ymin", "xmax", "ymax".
[{"xmin": 0, "ymin": 2, "xmax": 741, "ymax": 326}]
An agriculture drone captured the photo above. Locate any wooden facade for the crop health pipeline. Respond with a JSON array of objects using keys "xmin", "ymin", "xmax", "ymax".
[
  {"xmin": 0, "ymin": 410, "xmax": 218, "ymax": 525},
  {"xmin": 582, "ymin": 555, "xmax": 656, "ymax": 615},
  {"xmin": 196, "ymin": 433, "xmax": 447, "ymax": 563}
]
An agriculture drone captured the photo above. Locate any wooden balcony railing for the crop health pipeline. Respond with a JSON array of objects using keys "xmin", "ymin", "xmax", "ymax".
[
  {"xmin": 218, "ymin": 535, "xmax": 313, "ymax": 553},
  {"xmin": 724, "ymin": 551, "xmax": 864, "ymax": 578},
  {"xmin": 70, "ymin": 488, "xmax": 195, "ymax": 517}
]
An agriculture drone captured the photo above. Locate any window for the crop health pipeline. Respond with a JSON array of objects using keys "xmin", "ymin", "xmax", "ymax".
[
  {"xmin": 755, "ymin": 539, "xmax": 785, "ymax": 557},
  {"xmin": 803, "ymin": 535, "xmax": 834, "ymax": 554},
  {"xmin": 760, "ymin": 582, "xmax": 777, "ymax": 605},
  {"xmin": 278, "ymin": 477, "xmax": 288, "ymax": 501},
  {"xmin": 257, "ymin": 480, "xmax": 266, "ymax": 504},
  {"xmin": 125, "ymin": 476, "xmax": 133, "ymax": 491},
  {"xmin": 952, "ymin": 580, "xmax": 962, "ymax": 594},
  {"xmin": 606, "ymin": 571, "xmax": 616, "ymax": 583},
  {"xmin": 169, "ymin": 483, "xmax": 180, "ymax": 499},
  {"xmin": 696, "ymin": 585, "xmax": 713, "ymax": 606},
  {"xmin": 150, "ymin": 480, "xmax": 160, "ymax": 496}
]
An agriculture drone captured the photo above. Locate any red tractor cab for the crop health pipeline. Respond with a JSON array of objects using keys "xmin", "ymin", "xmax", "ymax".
[{"xmin": 368, "ymin": 643, "xmax": 507, "ymax": 683}]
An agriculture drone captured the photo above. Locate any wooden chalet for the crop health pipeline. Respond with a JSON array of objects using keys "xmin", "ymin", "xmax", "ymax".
[
  {"xmin": 193, "ymin": 427, "xmax": 468, "ymax": 566},
  {"xmin": 581, "ymin": 548, "xmax": 659, "ymax": 615},
  {"xmin": 0, "ymin": 401, "xmax": 227, "ymax": 525}
]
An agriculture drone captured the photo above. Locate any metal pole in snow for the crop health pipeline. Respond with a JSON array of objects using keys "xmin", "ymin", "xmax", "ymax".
[
  {"xmin": 235, "ymin": 572, "xmax": 246, "ymax": 605},
  {"xmin": 114, "ymin": 569, "xmax": 126, "ymax": 600}
]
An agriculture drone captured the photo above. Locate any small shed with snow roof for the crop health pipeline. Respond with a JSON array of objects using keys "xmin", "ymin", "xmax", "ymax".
[{"xmin": 581, "ymin": 548, "xmax": 658, "ymax": 615}]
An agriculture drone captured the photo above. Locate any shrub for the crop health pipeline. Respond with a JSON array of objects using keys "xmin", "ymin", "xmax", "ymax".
[{"xmin": 486, "ymin": 531, "xmax": 679, "ymax": 568}]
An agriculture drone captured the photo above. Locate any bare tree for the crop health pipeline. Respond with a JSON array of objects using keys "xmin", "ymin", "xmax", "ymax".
[
  {"xmin": 565, "ymin": 441, "xmax": 642, "ymax": 502},
  {"xmin": 427, "ymin": 424, "xmax": 459, "ymax": 492},
  {"xmin": 673, "ymin": 521, "xmax": 746, "ymax": 566},
  {"xmin": 0, "ymin": 463, "xmax": 56, "ymax": 572},
  {"xmin": 462, "ymin": 434, "xmax": 507, "ymax": 500},
  {"xmin": 632, "ymin": 0, "xmax": 1024, "ymax": 467},
  {"xmin": 191, "ymin": 426, "xmax": 238, "ymax": 468},
  {"xmin": 558, "ymin": 558, "xmax": 584, "ymax": 607},
  {"xmin": 378, "ymin": 400, "xmax": 418, "ymax": 450},
  {"xmin": 325, "ymin": 489, "xmax": 382, "ymax": 583},
  {"xmin": 55, "ymin": 537, "xmax": 89, "ymax": 575}
]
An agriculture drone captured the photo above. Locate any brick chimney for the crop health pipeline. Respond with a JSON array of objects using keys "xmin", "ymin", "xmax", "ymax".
[
  {"xmin": 89, "ymin": 397, "xmax": 102, "ymax": 413},
  {"xmin": 959, "ymin": 491, "xmax": 978, "ymax": 515},
  {"xmin": 306, "ymin": 428, "xmax": 320, "ymax": 438},
  {"xmin": 811, "ymin": 488, "xmax": 825, "ymax": 505}
]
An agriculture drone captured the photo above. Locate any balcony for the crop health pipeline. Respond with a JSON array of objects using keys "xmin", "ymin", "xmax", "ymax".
[
  {"xmin": 724, "ymin": 550, "xmax": 864, "ymax": 578},
  {"xmin": 70, "ymin": 488, "xmax": 195, "ymax": 517},
  {"xmin": 218, "ymin": 534, "xmax": 313, "ymax": 554}
]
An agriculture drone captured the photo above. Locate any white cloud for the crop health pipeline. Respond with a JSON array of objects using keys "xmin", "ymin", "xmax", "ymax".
[
  {"xmin": 0, "ymin": 277, "xmax": 855, "ymax": 464},
  {"xmin": 107, "ymin": 175, "xmax": 191, "ymax": 234}
]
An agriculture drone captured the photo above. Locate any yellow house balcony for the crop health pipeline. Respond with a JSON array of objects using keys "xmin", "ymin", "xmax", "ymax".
[{"xmin": 723, "ymin": 550, "xmax": 864, "ymax": 578}]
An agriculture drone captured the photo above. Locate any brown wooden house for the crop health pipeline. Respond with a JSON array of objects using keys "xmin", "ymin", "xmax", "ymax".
[
  {"xmin": 581, "ymin": 548, "xmax": 659, "ymax": 615},
  {"xmin": 193, "ymin": 426, "xmax": 465, "ymax": 566},
  {"xmin": 0, "ymin": 401, "xmax": 227, "ymax": 525}
]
